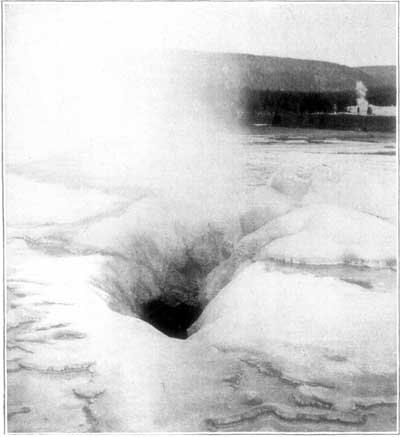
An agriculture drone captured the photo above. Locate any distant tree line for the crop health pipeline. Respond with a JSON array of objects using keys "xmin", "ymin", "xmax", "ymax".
[
  {"xmin": 196, "ymin": 83, "xmax": 396, "ymax": 125},
  {"xmin": 366, "ymin": 86, "xmax": 396, "ymax": 106},
  {"xmin": 238, "ymin": 87, "xmax": 357, "ymax": 118}
]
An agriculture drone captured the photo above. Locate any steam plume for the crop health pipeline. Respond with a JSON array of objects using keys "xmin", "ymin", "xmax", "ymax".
[{"xmin": 356, "ymin": 80, "xmax": 368, "ymax": 107}]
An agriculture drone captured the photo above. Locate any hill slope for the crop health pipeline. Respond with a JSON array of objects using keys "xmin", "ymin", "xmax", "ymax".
[
  {"xmin": 356, "ymin": 65, "xmax": 396, "ymax": 88},
  {"xmin": 169, "ymin": 51, "xmax": 381, "ymax": 92}
]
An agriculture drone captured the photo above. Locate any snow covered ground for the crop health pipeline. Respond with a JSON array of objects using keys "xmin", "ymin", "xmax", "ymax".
[
  {"xmin": 6, "ymin": 131, "xmax": 397, "ymax": 432},
  {"xmin": 347, "ymin": 105, "xmax": 396, "ymax": 116}
]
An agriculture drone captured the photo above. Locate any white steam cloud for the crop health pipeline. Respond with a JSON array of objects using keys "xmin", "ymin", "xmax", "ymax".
[
  {"xmin": 356, "ymin": 80, "xmax": 368, "ymax": 107},
  {"xmin": 6, "ymin": 44, "xmax": 247, "ymax": 225}
]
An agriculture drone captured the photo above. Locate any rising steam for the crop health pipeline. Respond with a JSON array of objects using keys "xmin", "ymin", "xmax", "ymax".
[
  {"xmin": 8, "ymin": 48, "xmax": 249, "ymax": 227},
  {"xmin": 356, "ymin": 80, "xmax": 368, "ymax": 108}
]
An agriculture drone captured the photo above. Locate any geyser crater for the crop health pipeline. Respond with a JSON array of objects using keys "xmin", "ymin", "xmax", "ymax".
[
  {"xmin": 141, "ymin": 297, "xmax": 203, "ymax": 339},
  {"xmin": 99, "ymin": 224, "xmax": 236, "ymax": 339}
]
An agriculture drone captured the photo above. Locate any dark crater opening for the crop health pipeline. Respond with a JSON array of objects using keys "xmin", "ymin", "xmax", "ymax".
[
  {"xmin": 101, "ymin": 226, "xmax": 233, "ymax": 339},
  {"xmin": 141, "ymin": 297, "xmax": 203, "ymax": 339}
]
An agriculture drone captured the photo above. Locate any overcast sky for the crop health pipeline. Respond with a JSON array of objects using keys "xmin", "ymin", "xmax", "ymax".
[{"xmin": 5, "ymin": 2, "xmax": 397, "ymax": 67}]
